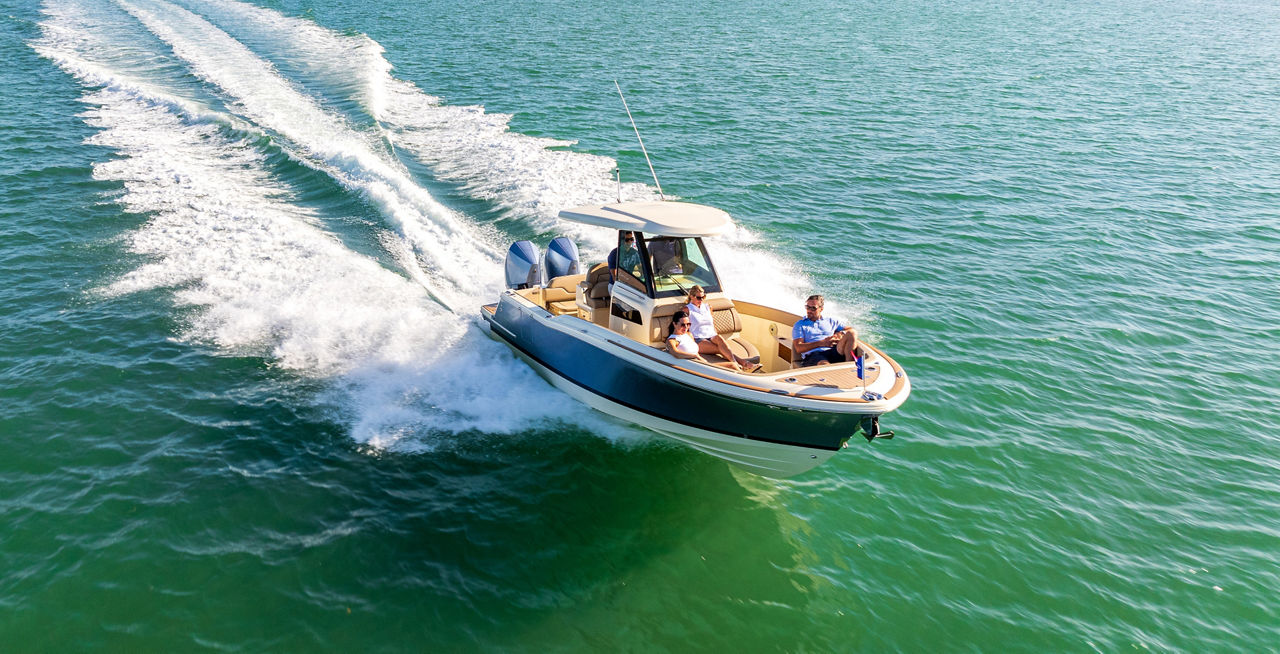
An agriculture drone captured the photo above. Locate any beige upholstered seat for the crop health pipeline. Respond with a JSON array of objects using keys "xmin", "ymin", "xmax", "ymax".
[
  {"xmin": 648, "ymin": 297, "xmax": 760, "ymax": 365},
  {"xmin": 544, "ymin": 274, "xmax": 583, "ymax": 316},
  {"xmin": 648, "ymin": 303, "xmax": 685, "ymax": 343},
  {"xmin": 579, "ymin": 263, "xmax": 611, "ymax": 309},
  {"xmin": 573, "ymin": 263, "xmax": 611, "ymax": 324}
]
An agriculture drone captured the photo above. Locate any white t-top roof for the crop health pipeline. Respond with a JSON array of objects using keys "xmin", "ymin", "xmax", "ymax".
[{"xmin": 557, "ymin": 201, "xmax": 733, "ymax": 237}]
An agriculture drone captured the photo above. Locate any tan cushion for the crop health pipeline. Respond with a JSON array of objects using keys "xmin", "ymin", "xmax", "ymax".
[
  {"xmin": 726, "ymin": 336, "xmax": 760, "ymax": 364},
  {"xmin": 588, "ymin": 280, "xmax": 610, "ymax": 300},
  {"xmin": 545, "ymin": 274, "xmax": 583, "ymax": 304},
  {"xmin": 546, "ymin": 274, "xmax": 583, "ymax": 292},
  {"xmin": 544, "ymin": 287, "xmax": 574, "ymax": 303},
  {"xmin": 577, "ymin": 263, "xmax": 611, "ymax": 308},
  {"xmin": 712, "ymin": 308, "xmax": 742, "ymax": 334},
  {"xmin": 649, "ymin": 303, "xmax": 686, "ymax": 344},
  {"xmin": 580, "ymin": 284, "xmax": 608, "ymax": 308},
  {"xmin": 548, "ymin": 300, "xmax": 577, "ymax": 316},
  {"xmin": 585, "ymin": 262, "xmax": 610, "ymax": 287},
  {"xmin": 648, "ymin": 300, "xmax": 747, "ymax": 344},
  {"xmin": 703, "ymin": 297, "xmax": 743, "ymax": 335}
]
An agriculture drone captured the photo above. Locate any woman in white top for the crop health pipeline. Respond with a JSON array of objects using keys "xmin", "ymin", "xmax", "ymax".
[
  {"xmin": 667, "ymin": 310, "xmax": 737, "ymax": 370},
  {"xmin": 685, "ymin": 285, "xmax": 749, "ymax": 371}
]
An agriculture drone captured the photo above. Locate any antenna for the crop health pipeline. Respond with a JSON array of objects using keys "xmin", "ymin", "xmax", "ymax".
[{"xmin": 614, "ymin": 80, "xmax": 665, "ymax": 201}]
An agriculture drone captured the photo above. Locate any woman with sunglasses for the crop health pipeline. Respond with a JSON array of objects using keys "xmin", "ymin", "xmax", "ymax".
[
  {"xmin": 685, "ymin": 285, "xmax": 752, "ymax": 372},
  {"xmin": 666, "ymin": 309, "xmax": 736, "ymax": 369},
  {"xmin": 666, "ymin": 309, "xmax": 700, "ymax": 358}
]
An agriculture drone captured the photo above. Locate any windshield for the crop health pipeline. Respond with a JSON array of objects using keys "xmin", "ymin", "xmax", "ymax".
[{"xmin": 642, "ymin": 235, "xmax": 721, "ymax": 298}]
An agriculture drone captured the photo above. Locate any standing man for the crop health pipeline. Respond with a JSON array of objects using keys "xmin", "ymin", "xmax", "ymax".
[
  {"xmin": 791, "ymin": 295, "xmax": 858, "ymax": 367},
  {"xmin": 607, "ymin": 231, "xmax": 642, "ymax": 282}
]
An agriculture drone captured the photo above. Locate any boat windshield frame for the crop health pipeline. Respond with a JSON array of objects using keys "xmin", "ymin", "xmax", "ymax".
[{"xmin": 634, "ymin": 233, "xmax": 723, "ymax": 299}]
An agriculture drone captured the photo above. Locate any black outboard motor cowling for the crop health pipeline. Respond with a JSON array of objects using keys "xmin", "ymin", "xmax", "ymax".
[
  {"xmin": 543, "ymin": 236, "xmax": 581, "ymax": 279},
  {"xmin": 504, "ymin": 241, "xmax": 542, "ymax": 290}
]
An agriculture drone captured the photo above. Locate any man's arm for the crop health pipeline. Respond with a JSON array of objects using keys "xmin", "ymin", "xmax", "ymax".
[
  {"xmin": 792, "ymin": 319, "xmax": 848, "ymax": 354},
  {"xmin": 793, "ymin": 335, "xmax": 839, "ymax": 354}
]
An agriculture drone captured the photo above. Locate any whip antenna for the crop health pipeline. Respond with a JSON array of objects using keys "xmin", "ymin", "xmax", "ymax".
[{"xmin": 615, "ymin": 80, "xmax": 665, "ymax": 200}]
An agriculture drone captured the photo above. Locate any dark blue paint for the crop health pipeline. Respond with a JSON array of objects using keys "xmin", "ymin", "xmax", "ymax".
[{"xmin": 489, "ymin": 297, "xmax": 864, "ymax": 450}]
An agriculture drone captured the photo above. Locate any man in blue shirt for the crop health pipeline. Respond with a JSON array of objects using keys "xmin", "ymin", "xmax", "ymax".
[
  {"xmin": 792, "ymin": 295, "xmax": 859, "ymax": 367},
  {"xmin": 607, "ymin": 231, "xmax": 642, "ymax": 282}
]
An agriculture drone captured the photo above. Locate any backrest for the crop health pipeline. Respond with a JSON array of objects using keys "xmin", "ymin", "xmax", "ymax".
[
  {"xmin": 647, "ymin": 302, "xmax": 686, "ymax": 345},
  {"xmin": 648, "ymin": 296, "xmax": 743, "ymax": 344},
  {"xmin": 707, "ymin": 297, "xmax": 743, "ymax": 335},
  {"xmin": 544, "ymin": 274, "xmax": 583, "ymax": 303},
  {"xmin": 584, "ymin": 262, "xmax": 611, "ymax": 300},
  {"xmin": 547, "ymin": 274, "xmax": 581, "ymax": 292}
]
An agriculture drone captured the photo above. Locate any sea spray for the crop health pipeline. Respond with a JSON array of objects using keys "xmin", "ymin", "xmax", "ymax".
[
  {"xmin": 150, "ymin": 0, "xmax": 827, "ymax": 316},
  {"xmin": 116, "ymin": 0, "xmax": 505, "ymax": 310},
  {"xmin": 34, "ymin": 0, "xmax": 865, "ymax": 453},
  {"xmin": 34, "ymin": 1, "xmax": 613, "ymax": 449}
]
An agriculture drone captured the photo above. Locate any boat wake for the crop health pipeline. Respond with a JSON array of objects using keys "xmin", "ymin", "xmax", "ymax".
[{"xmin": 33, "ymin": 0, "xmax": 824, "ymax": 452}]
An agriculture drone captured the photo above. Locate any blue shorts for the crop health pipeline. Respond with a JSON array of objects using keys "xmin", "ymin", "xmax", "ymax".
[
  {"xmin": 801, "ymin": 348, "xmax": 844, "ymax": 367},
  {"xmin": 694, "ymin": 336, "xmax": 714, "ymax": 344}
]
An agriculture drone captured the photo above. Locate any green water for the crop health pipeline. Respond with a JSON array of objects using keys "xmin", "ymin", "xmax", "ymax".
[{"xmin": 3, "ymin": 0, "xmax": 1278, "ymax": 650}]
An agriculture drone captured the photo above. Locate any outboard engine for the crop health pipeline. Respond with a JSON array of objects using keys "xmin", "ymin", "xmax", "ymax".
[
  {"xmin": 504, "ymin": 240, "xmax": 542, "ymax": 290},
  {"xmin": 542, "ymin": 236, "xmax": 581, "ymax": 279}
]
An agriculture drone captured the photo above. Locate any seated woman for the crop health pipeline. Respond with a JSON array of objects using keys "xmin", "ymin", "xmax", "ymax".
[
  {"xmin": 685, "ymin": 285, "xmax": 752, "ymax": 372},
  {"xmin": 666, "ymin": 310, "xmax": 738, "ymax": 370}
]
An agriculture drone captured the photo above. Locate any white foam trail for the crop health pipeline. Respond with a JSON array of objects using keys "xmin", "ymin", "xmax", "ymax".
[
  {"xmin": 34, "ymin": 1, "xmax": 620, "ymax": 449},
  {"xmin": 114, "ymin": 0, "xmax": 505, "ymax": 311},
  {"xmin": 150, "ymin": 0, "xmax": 647, "ymax": 253},
  {"xmin": 85, "ymin": 98, "xmax": 445, "ymax": 372},
  {"xmin": 36, "ymin": 0, "xmax": 870, "ymax": 453},
  {"xmin": 147, "ymin": 0, "xmax": 829, "ymax": 318},
  {"xmin": 33, "ymin": 0, "xmax": 217, "ymax": 122},
  {"xmin": 169, "ymin": 0, "xmax": 394, "ymax": 122}
]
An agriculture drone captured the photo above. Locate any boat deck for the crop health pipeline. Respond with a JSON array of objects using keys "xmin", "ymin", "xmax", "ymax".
[{"xmin": 482, "ymin": 296, "xmax": 907, "ymax": 404}]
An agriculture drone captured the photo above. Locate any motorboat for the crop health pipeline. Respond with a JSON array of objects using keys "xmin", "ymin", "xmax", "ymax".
[{"xmin": 480, "ymin": 200, "xmax": 911, "ymax": 477}]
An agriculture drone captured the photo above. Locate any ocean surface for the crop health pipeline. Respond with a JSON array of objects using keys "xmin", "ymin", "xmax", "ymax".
[{"xmin": 3, "ymin": 0, "xmax": 1278, "ymax": 650}]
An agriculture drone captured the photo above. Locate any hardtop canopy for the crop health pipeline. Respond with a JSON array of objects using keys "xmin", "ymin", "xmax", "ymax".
[{"xmin": 558, "ymin": 201, "xmax": 733, "ymax": 237}]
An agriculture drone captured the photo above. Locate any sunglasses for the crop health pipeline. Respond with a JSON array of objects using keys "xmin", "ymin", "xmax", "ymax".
[
  {"xmin": 693, "ymin": 294, "xmax": 705, "ymax": 300},
  {"xmin": 677, "ymin": 321, "xmax": 691, "ymax": 326},
  {"xmin": 624, "ymin": 237, "xmax": 634, "ymax": 243},
  {"xmin": 805, "ymin": 305, "xmax": 820, "ymax": 310}
]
